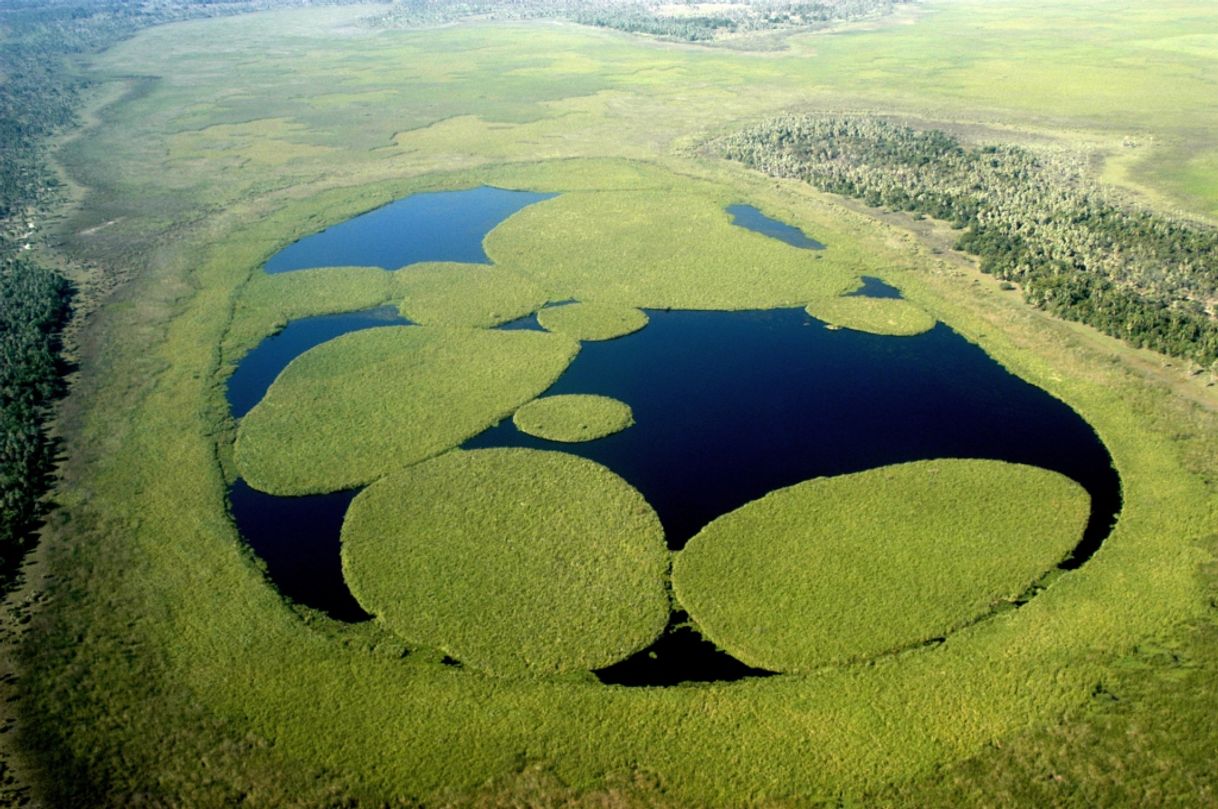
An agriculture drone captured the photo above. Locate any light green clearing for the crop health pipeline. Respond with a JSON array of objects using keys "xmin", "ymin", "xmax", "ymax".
[
  {"xmin": 394, "ymin": 262, "xmax": 548, "ymax": 328},
  {"xmin": 513, "ymin": 394, "xmax": 635, "ymax": 443},
  {"xmin": 806, "ymin": 295, "xmax": 937, "ymax": 336},
  {"xmin": 673, "ymin": 459, "xmax": 1090, "ymax": 672},
  {"xmin": 536, "ymin": 302, "xmax": 649, "ymax": 341},
  {"xmin": 341, "ymin": 448, "xmax": 669, "ymax": 676},
  {"xmin": 234, "ymin": 326, "xmax": 579, "ymax": 495}
]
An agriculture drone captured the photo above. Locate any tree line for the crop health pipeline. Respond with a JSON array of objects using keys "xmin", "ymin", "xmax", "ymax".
[
  {"xmin": 374, "ymin": 0, "xmax": 913, "ymax": 42},
  {"xmin": 718, "ymin": 115, "xmax": 1218, "ymax": 367}
]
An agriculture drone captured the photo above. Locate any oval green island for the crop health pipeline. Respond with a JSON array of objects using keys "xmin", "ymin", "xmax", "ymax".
[
  {"xmin": 673, "ymin": 459, "xmax": 1090, "ymax": 672},
  {"xmin": 341, "ymin": 448, "xmax": 670, "ymax": 676},
  {"xmin": 513, "ymin": 394, "xmax": 634, "ymax": 443},
  {"xmin": 536, "ymin": 302, "xmax": 649, "ymax": 341},
  {"xmin": 805, "ymin": 295, "xmax": 936, "ymax": 336}
]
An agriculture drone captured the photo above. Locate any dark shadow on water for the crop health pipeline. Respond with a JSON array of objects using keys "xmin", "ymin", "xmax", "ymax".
[
  {"xmin": 595, "ymin": 610, "xmax": 776, "ymax": 686},
  {"xmin": 228, "ymin": 479, "xmax": 369, "ymax": 622},
  {"xmin": 495, "ymin": 312, "xmax": 545, "ymax": 332},
  {"xmin": 726, "ymin": 203, "xmax": 826, "ymax": 250},
  {"xmin": 227, "ymin": 306, "xmax": 411, "ymax": 419},
  {"xmin": 263, "ymin": 187, "xmax": 556, "ymax": 273},
  {"xmin": 847, "ymin": 275, "xmax": 903, "ymax": 299}
]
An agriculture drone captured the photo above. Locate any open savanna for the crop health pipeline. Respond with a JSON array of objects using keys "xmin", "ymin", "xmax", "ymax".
[{"xmin": 19, "ymin": 0, "xmax": 1218, "ymax": 805}]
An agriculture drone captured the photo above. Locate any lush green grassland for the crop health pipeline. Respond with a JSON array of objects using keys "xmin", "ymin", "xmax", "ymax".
[
  {"xmin": 805, "ymin": 295, "xmax": 937, "ymax": 336},
  {"xmin": 484, "ymin": 190, "xmax": 857, "ymax": 308},
  {"xmin": 674, "ymin": 460, "xmax": 1090, "ymax": 671},
  {"xmin": 234, "ymin": 325, "xmax": 579, "ymax": 494},
  {"xmin": 20, "ymin": 0, "xmax": 1218, "ymax": 805},
  {"xmin": 342, "ymin": 448, "xmax": 669, "ymax": 676},
  {"xmin": 536, "ymin": 302, "xmax": 649, "ymax": 341},
  {"xmin": 395, "ymin": 263, "xmax": 549, "ymax": 328},
  {"xmin": 513, "ymin": 394, "xmax": 635, "ymax": 442}
]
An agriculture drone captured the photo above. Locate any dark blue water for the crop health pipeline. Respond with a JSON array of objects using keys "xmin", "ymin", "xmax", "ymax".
[
  {"xmin": 228, "ymin": 480, "xmax": 368, "ymax": 622},
  {"xmin": 726, "ymin": 203, "xmax": 826, "ymax": 250},
  {"xmin": 466, "ymin": 308, "xmax": 1119, "ymax": 558},
  {"xmin": 848, "ymin": 275, "xmax": 903, "ymax": 299},
  {"xmin": 263, "ymin": 187, "xmax": 556, "ymax": 273},
  {"xmin": 227, "ymin": 306, "xmax": 411, "ymax": 418}
]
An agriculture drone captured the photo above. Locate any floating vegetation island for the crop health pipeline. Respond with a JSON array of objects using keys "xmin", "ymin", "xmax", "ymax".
[
  {"xmin": 513, "ymin": 394, "xmax": 635, "ymax": 442},
  {"xmin": 536, "ymin": 302, "xmax": 649, "ymax": 341},
  {"xmin": 342, "ymin": 448, "xmax": 669, "ymax": 676}
]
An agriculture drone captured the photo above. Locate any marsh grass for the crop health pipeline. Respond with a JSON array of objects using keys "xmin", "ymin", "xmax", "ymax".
[
  {"xmin": 805, "ymin": 295, "xmax": 937, "ymax": 336},
  {"xmin": 341, "ymin": 448, "xmax": 669, "ymax": 676},
  {"xmin": 484, "ymin": 190, "xmax": 858, "ymax": 308},
  {"xmin": 235, "ymin": 326, "xmax": 579, "ymax": 494},
  {"xmin": 513, "ymin": 394, "xmax": 635, "ymax": 442},
  {"xmin": 393, "ymin": 262, "xmax": 548, "ymax": 327},
  {"xmin": 673, "ymin": 459, "xmax": 1091, "ymax": 671},
  {"xmin": 536, "ymin": 302, "xmax": 649, "ymax": 341}
]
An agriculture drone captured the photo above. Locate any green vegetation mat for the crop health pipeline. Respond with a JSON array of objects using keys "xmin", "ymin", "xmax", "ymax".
[
  {"xmin": 234, "ymin": 326, "xmax": 579, "ymax": 494},
  {"xmin": 673, "ymin": 460, "xmax": 1090, "ymax": 671},
  {"xmin": 341, "ymin": 448, "xmax": 669, "ymax": 675},
  {"xmin": 805, "ymin": 295, "xmax": 937, "ymax": 336},
  {"xmin": 394, "ymin": 262, "xmax": 548, "ymax": 328},
  {"xmin": 484, "ymin": 191, "xmax": 857, "ymax": 309},
  {"xmin": 536, "ymin": 301, "xmax": 649, "ymax": 341},
  {"xmin": 513, "ymin": 394, "xmax": 634, "ymax": 442}
]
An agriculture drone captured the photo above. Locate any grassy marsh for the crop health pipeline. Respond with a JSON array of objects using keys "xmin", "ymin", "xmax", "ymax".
[
  {"xmin": 513, "ymin": 394, "xmax": 635, "ymax": 442},
  {"xmin": 673, "ymin": 459, "xmax": 1090, "ymax": 671},
  {"xmin": 805, "ymin": 295, "xmax": 937, "ymax": 336},
  {"xmin": 394, "ymin": 262, "xmax": 548, "ymax": 328},
  {"xmin": 341, "ymin": 448, "xmax": 669, "ymax": 676},
  {"xmin": 536, "ymin": 302, "xmax": 649, "ymax": 341},
  {"xmin": 235, "ymin": 326, "xmax": 579, "ymax": 494}
]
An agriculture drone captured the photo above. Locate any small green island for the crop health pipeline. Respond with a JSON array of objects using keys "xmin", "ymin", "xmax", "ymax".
[{"xmin": 513, "ymin": 394, "xmax": 635, "ymax": 442}]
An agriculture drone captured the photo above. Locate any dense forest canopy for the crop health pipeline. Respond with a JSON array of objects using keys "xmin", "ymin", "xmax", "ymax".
[{"xmin": 719, "ymin": 115, "xmax": 1218, "ymax": 366}]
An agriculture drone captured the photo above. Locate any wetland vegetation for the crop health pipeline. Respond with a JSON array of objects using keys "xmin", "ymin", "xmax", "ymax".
[
  {"xmin": 512, "ymin": 394, "xmax": 636, "ymax": 442},
  {"xmin": 6, "ymin": 0, "xmax": 1218, "ymax": 806}
]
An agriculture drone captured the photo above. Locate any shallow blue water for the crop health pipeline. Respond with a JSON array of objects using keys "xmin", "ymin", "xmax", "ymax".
[
  {"xmin": 263, "ymin": 186, "xmax": 556, "ymax": 273},
  {"xmin": 726, "ymin": 203, "xmax": 826, "ymax": 250}
]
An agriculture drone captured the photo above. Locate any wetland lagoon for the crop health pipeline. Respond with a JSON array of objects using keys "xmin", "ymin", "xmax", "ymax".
[
  {"xmin": 227, "ymin": 186, "xmax": 1120, "ymax": 684},
  {"xmin": 28, "ymin": 5, "xmax": 1218, "ymax": 804}
]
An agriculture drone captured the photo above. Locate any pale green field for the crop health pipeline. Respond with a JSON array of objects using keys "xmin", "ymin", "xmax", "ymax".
[{"xmin": 28, "ymin": 0, "xmax": 1218, "ymax": 805}]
